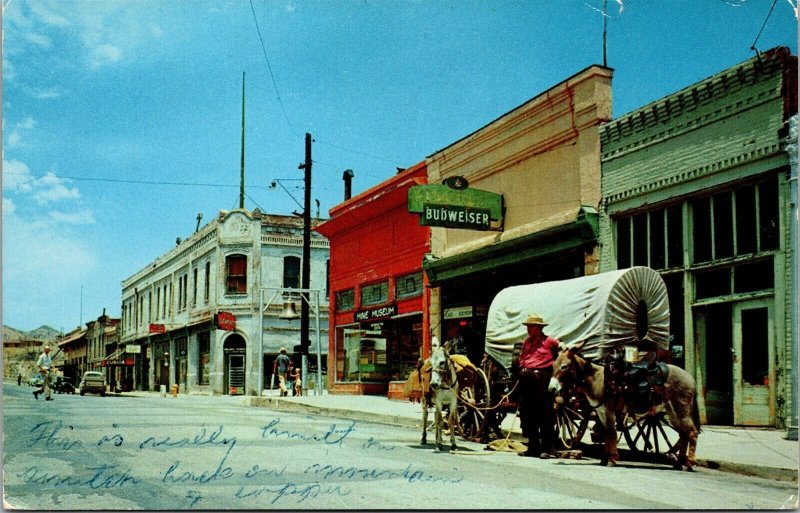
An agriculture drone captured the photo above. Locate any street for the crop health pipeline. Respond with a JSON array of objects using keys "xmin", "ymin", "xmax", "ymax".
[{"xmin": 3, "ymin": 383, "xmax": 796, "ymax": 510}]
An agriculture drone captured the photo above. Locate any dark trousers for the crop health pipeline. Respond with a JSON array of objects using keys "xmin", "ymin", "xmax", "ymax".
[{"xmin": 518, "ymin": 367, "xmax": 555, "ymax": 453}]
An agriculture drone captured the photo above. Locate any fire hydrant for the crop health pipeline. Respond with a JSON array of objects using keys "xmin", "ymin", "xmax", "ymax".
[{"xmin": 171, "ymin": 384, "xmax": 179, "ymax": 397}]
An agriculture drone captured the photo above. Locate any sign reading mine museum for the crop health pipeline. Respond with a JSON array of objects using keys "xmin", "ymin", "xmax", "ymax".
[
  {"xmin": 354, "ymin": 304, "xmax": 397, "ymax": 322},
  {"xmin": 421, "ymin": 203, "xmax": 491, "ymax": 230}
]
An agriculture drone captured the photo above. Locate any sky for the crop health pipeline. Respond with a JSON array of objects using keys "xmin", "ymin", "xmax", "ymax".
[{"xmin": 2, "ymin": 0, "xmax": 797, "ymax": 333}]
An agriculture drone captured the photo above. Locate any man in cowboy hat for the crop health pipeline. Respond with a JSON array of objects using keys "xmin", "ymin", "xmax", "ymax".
[
  {"xmin": 33, "ymin": 345, "xmax": 54, "ymax": 401},
  {"xmin": 273, "ymin": 347, "xmax": 292, "ymax": 397},
  {"xmin": 514, "ymin": 313, "xmax": 561, "ymax": 458}
]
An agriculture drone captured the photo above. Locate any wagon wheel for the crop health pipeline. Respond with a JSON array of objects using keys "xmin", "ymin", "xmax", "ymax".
[
  {"xmin": 456, "ymin": 368, "xmax": 491, "ymax": 442},
  {"xmin": 554, "ymin": 391, "xmax": 590, "ymax": 450},
  {"xmin": 621, "ymin": 410, "xmax": 679, "ymax": 459}
]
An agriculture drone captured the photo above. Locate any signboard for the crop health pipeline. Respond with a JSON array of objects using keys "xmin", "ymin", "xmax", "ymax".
[
  {"xmin": 215, "ymin": 311, "xmax": 237, "ymax": 331},
  {"xmin": 354, "ymin": 304, "xmax": 397, "ymax": 323},
  {"xmin": 125, "ymin": 344, "xmax": 142, "ymax": 354},
  {"xmin": 102, "ymin": 358, "xmax": 135, "ymax": 367},
  {"xmin": 408, "ymin": 183, "xmax": 503, "ymax": 231},
  {"xmin": 421, "ymin": 204, "xmax": 491, "ymax": 230},
  {"xmin": 149, "ymin": 324, "xmax": 166, "ymax": 334},
  {"xmin": 444, "ymin": 306, "xmax": 473, "ymax": 320}
]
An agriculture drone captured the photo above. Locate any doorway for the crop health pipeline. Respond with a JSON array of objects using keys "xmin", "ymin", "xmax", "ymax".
[
  {"xmin": 223, "ymin": 334, "xmax": 246, "ymax": 395},
  {"xmin": 733, "ymin": 300, "xmax": 774, "ymax": 426},
  {"xmin": 696, "ymin": 303, "xmax": 733, "ymax": 425}
]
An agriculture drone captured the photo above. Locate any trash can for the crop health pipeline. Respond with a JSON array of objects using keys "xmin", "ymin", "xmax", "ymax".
[{"xmin": 160, "ymin": 384, "xmax": 167, "ymax": 397}]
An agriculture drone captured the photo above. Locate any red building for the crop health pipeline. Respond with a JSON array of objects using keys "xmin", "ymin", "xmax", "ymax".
[{"xmin": 315, "ymin": 162, "xmax": 431, "ymax": 396}]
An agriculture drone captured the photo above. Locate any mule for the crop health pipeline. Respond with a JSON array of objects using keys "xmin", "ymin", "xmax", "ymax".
[
  {"xmin": 548, "ymin": 341, "xmax": 700, "ymax": 470},
  {"xmin": 420, "ymin": 342, "xmax": 459, "ymax": 452}
]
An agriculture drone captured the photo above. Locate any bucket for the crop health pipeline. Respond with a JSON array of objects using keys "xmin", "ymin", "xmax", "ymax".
[{"xmin": 624, "ymin": 346, "xmax": 639, "ymax": 363}]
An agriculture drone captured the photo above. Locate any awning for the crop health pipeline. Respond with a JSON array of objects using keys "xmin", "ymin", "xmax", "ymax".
[{"xmin": 423, "ymin": 207, "xmax": 599, "ymax": 285}]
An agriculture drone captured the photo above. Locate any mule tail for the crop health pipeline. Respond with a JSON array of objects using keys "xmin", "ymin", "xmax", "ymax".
[{"xmin": 692, "ymin": 392, "xmax": 702, "ymax": 434}]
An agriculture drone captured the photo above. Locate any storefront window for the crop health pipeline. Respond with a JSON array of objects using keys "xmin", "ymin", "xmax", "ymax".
[
  {"xmin": 361, "ymin": 281, "xmax": 388, "ymax": 306},
  {"xmin": 396, "ymin": 272, "xmax": 423, "ymax": 299},
  {"xmin": 335, "ymin": 289, "xmax": 354, "ymax": 312},
  {"xmin": 198, "ymin": 332, "xmax": 210, "ymax": 386}
]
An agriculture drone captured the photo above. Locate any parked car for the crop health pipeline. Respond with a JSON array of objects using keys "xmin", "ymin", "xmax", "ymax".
[
  {"xmin": 53, "ymin": 376, "xmax": 75, "ymax": 394},
  {"xmin": 78, "ymin": 371, "xmax": 106, "ymax": 396}
]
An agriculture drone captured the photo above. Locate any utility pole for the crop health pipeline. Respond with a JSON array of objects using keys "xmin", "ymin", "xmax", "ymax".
[
  {"xmin": 602, "ymin": 0, "xmax": 608, "ymax": 67},
  {"xmin": 299, "ymin": 133, "xmax": 312, "ymax": 357},
  {"xmin": 239, "ymin": 72, "xmax": 246, "ymax": 209}
]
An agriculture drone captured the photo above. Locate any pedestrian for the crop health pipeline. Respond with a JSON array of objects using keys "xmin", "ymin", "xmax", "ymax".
[
  {"xmin": 273, "ymin": 347, "xmax": 291, "ymax": 397},
  {"xmin": 17, "ymin": 373, "xmax": 22, "ymax": 386},
  {"xmin": 513, "ymin": 313, "xmax": 561, "ymax": 459},
  {"xmin": 33, "ymin": 345, "xmax": 54, "ymax": 401},
  {"xmin": 292, "ymin": 367, "xmax": 302, "ymax": 396}
]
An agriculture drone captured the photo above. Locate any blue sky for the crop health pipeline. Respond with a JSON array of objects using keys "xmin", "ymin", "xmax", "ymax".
[{"xmin": 2, "ymin": 0, "xmax": 797, "ymax": 332}]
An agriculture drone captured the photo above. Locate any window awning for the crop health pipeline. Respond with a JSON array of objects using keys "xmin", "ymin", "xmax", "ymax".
[{"xmin": 423, "ymin": 207, "xmax": 599, "ymax": 285}]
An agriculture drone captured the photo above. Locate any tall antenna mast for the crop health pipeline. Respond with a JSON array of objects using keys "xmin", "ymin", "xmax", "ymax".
[{"xmin": 239, "ymin": 72, "xmax": 246, "ymax": 209}]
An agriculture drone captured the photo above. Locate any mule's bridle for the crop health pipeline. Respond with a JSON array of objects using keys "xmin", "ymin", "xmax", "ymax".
[{"xmin": 432, "ymin": 354, "xmax": 457, "ymax": 391}]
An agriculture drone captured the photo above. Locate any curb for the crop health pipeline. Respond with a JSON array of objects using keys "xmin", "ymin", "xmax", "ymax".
[{"xmin": 245, "ymin": 397, "xmax": 798, "ymax": 483}]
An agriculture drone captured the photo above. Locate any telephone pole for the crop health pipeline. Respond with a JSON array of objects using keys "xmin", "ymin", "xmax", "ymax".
[
  {"xmin": 299, "ymin": 133, "xmax": 312, "ymax": 356},
  {"xmin": 239, "ymin": 72, "xmax": 246, "ymax": 209}
]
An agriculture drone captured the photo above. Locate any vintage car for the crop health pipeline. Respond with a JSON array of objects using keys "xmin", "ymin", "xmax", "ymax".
[
  {"xmin": 78, "ymin": 371, "xmax": 106, "ymax": 396},
  {"xmin": 53, "ymin": 376, "xmax": 76, "ymax": 394}
]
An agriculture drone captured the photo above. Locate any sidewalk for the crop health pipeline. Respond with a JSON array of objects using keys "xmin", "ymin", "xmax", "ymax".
[{"xmin": 244, "ymin": 391, "xmax": 799, "ymax": 483}]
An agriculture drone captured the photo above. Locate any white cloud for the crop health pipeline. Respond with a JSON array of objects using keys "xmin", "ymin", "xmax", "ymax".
[
  {"xmin": 7, "ymin": 130, "xmax": 22, "ymax": 148},
  {"xmin": 24, "ymin": 31, "xmax": 52, "ymax": 49},
  {"xmin": 32, "ymin": 172, "xmax": 81, "ymax": 204},
  {"xmin": 3, "ymin": 197, "xmax": 17, "ymax": 216},
  {"xmin": 2, "ymin": 159, "xmax": 34, "ymax": 192},
  {"xmin": 3, "ymin": 58, "xmax": 17, "ymax": 81},
  {"xmin": 149, "ymin": 23, "xmax": 164, "ymax": 38},
  {"xmin": 19, "ymin": 117, "xmax": 35, "ymax": 129},
  {"xmin": 49, "ymin": 209, "xmax": 95, "ymax": 225},
  {"xmin": 36, "ymin": 87, "xmax": 61, "ymax": 99},
  {"xmin": 90, "ymin": 43, "xmax": 122, "ymax": 68},
  {"xmin": 29, "ymin": 2, "xmax": 71, "ymax": 27}
]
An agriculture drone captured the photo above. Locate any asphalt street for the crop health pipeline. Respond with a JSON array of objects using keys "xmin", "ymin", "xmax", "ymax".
[{"xmin": 3, "ymin": 384, "xmax": 797, "ymax": 510}]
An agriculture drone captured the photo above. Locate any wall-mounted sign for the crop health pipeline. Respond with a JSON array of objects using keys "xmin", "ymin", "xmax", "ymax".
[
  {"xmin": 421, "ymin": 204, "xmax": 491, "ymax": 230},
  {"xmin": 444, "ymin": 306, "xmax": 473, "ymax": 320},
  {"xmin": 125, "ymin": 344, "xmax": 142, "ymax": 354},
  {"xmin": 354, "ymin": 304, "xmax": 397, "ymax": 322},
  {"xmin": 149, "ymin": 324, "xmax": 166, "ymax": 334},
  {"xmin": 102, "ymin": 358, "xmax": 135, "ymax": 367},
  {"xmin": 214, "ymin": 311, "xmax": 237, "ymax": 331},
  {"xmin": 408, "ymin": 184, "xmax": 503, "ymax": 231}
]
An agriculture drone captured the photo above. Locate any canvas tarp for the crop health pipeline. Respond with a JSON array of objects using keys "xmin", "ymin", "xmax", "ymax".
[{"xmin": 484, "ymin": 266, "xmax": 670, "ymax": 370}]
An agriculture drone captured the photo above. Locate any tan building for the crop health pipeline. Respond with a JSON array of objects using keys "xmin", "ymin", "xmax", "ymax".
[{"xmin": 421, "ymin": 65, "xmax": 613, "ymax": 362}]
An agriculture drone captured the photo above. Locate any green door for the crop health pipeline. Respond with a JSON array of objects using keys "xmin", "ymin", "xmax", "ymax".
[{"xmin": 732, "ymin": 299, "xmax": 774, "ymax": 426}]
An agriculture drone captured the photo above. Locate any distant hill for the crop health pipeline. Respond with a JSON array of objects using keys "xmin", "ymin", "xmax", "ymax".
[{"xmin": 2, "ymin": 325, "xmax": 62, "ymax": 343}]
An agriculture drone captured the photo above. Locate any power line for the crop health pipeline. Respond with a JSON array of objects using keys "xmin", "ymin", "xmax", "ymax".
[
  {"xmin": 751, "ymin": 0, "xmax": 779, "ymax": 52},
  {"xmin": 3, "ymin": 171, "xmax": 271, "ymax": 189},
  {"xmin": 248, "ymin": 0, "xmax": 299, "ymax": 138}
]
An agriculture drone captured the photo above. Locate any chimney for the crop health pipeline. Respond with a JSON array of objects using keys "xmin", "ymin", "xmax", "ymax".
[{"xmin": 343, "ymin": 169, "xmax": 354, "ymax": 200}]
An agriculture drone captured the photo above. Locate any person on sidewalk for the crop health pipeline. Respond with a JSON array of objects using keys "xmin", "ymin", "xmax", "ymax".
[
  {"xmin": 513, "ymin": 313, "xmax": 561, "ymax": 459},
  {"xmin": 33, "ymin": 345, "xmax": 54, "ymax": 401},
  {"xmin": 273, "ymin": 348, "xmax": 292, "ymax": 397},
  {"xmin": 292, "ymin": 367, "xmax": 302, "ymax": 396}
]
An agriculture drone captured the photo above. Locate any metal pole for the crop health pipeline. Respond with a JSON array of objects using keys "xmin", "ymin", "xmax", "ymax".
[
  {"xmin": 258, "ymin": 289, "xmax": 263, "ymax": 396},
  {"xmin": 315, "ymin": 290, "xmax": 323, "ymax": 394},
  {"xmin": 239, "ymin": 72, "xmax": 246, "ymax": 209},
  {"xmin": 300, "ymin": 133, "xmax": 312, "ymax": 357},
  {"xmin": 786, "ymin": 115, "xmax": 798, "ymax": 440}
]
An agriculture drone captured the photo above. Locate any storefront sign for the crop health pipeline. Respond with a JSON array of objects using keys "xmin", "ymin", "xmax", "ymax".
[
  {"xmin": 214, "ymin": 311, "xmax": 236, "ymax": 331},
  {"xmin": 354, "ymin": 304, "xmax": 397, "ymax": 322},
  {"xmin": 421, "ymin": 204, "xmax": 491, "ymax": 230},
  {"xmin": 125, "ymin": 344, "xmax": 142, "ymax": 354},
  {"xmin": 149, "ymin": 324, "xmax": 166, "ymax": 334},
  {"xmin": 408, "ymin": 184, "xmax": 503, "ymax": 231},
  {"xmin": 444, "ymin": 306, "xmax": 473, "ymax": 320},
  {"xmin": 102, "ymin": 358, "xmax": 135, "ymax": 367}
]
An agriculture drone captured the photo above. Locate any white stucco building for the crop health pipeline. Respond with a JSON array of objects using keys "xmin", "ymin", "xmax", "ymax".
[{"xmin": 120, "ymin": 209, "xmax": 330, "ymax": 395}]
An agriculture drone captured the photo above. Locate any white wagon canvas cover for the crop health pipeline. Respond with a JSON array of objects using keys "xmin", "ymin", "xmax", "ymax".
[{"xmin": 484, "ymin": 266, "xmax": 670, "ymax": 369}]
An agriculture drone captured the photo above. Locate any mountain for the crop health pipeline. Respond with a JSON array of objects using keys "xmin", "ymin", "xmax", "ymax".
[{"xmin": 2, "ymin": 325, "xmax": 62, "ymax": 343}]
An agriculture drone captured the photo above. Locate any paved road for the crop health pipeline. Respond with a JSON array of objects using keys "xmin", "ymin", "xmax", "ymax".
[{"xmin": 3, "ymin": 384, "xmax": 797, "ymax": 510}]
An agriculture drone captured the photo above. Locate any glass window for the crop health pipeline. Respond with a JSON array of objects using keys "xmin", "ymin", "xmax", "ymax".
[
  {"xmin": 226, "ymin": 254, "xmax": 247, "ymax": 294},
  {"xmin": 734, "ymin": 259, "xmax": 774, "ymax": 293},
  {"xmin": 335, "ymin": 289, "xmax": 355, "ymax": 312},
  {"xmin": 692, "ymin": 197, "xmax": 712, "ymax": 264},
  {"xmin": 192, "ymin": 268, "xmax": 198, "ymax": 306},
  {"xmin": 396, "ymin": 272, "xmax": 423, "ymax": 299},
  {"xmin": 616, "ymin": 217, "xmax": 631, "ymax": 269},
  {"xmin": 198, "ymin": 332, "xmax": 210, "ymax": 386},
  {"xmin": 283, "ymin": 256, "xmax": 301, "ymax": 289},
  {"xmin": 714, "ymin": 192, "xmax": 733, "ymax": 259},
  {"xmin": 650, "ymin": 210, "xmax": 666, "ymax": 270},
  {"xmin": 695, "ymin": 268, "xmax": 731, "ymax": 300},
  {"xmin": 759, "ymin": 177, "xmax": 779, "ymax": 251},
  {"xmin": 741, "ymin": 307, "xmax": 769, "ymax": 386},
  {"xmin": 667, "ymin": 205, "xmax": 683, "ymax": 268},
  {"xmin": 361, "ymin": 281, "xmax": 389, "ymax": 306},
  {"xmin": 204, "ymin": 262, "xmax": 211, "ymax": 303},
  {"xmin": 632, "ymin": 213, "xmax": 648, "ymax": 266},
  {"xmin": 736, "ymin": 185, "xmax": 757, "ymax": 255}
]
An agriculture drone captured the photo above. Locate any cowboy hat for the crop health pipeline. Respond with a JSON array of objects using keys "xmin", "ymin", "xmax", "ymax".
[{"xmin": 522, "ymin": 313, "xmax": 548, "ymax": 326}]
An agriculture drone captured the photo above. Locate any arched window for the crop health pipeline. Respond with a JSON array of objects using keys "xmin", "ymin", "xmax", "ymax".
[
  {"xmin": 283, "ymin": 256, "xmax": 300, "ymax": 289},
  {"xmin": 226, "ymin": 254, "xmax": 247, "ymax": 294}
]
